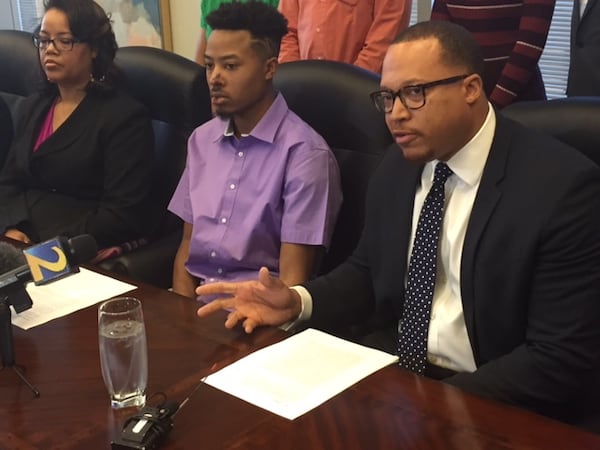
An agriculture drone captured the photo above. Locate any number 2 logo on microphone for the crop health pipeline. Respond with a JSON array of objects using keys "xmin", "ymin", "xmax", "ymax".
[{"xmin": 23, "ymin": 238, "xmax": 70, "ymax": 285}]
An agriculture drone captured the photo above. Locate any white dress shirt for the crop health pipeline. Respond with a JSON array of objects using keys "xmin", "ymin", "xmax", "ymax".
[
  {"xmin": 292, "ymin": 104, "xmax": 496, "ymax": 373},
  {"xmin": 411, "ymin": 104, "xmax": 495, "ymax": 372}
]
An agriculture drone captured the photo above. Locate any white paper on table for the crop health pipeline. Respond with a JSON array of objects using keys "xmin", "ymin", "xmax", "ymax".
[
  {"xmin": 11, "ymin": 267, "xmax": 136, "ymax": 330},
  {"xmin": 205, "ymin": 328, "xmax": 399, "ymax": 420}
]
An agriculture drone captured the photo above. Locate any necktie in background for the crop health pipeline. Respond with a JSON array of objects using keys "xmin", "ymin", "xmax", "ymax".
[{"xmin": 398, "ymin": 162, "xmax": 453, "ymax": 374}]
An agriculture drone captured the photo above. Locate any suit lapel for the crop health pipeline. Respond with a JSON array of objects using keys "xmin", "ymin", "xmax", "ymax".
[
  {"xmin": 397, "ymin": 155, "xmax": 422, "ymax": 277},
  {"xmin": 577, "ymin": 0, "xmax": 597, "ymax": 27},
  {"xmin": 32, "ymin": 93, "xmax": 92, "ymax": 160},
  {"xmin": 584, "ymin": 0, "xmax": 598, "ymax": 16},
  {"xmin": 460, "ymin": 114, "xmax": 511, "ymax": 363}
]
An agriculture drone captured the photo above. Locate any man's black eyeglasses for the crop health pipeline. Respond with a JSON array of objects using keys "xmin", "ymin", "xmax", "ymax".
[
  {"xmin": 370, "ymin": 74, "xmax": 470, "ymax": 112},
  {"xmin": 32, "ymin": 33, "xmax": 83, "ymax": 52}
]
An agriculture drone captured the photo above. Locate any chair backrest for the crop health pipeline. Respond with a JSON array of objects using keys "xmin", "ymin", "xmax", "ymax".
[
  {"xmin": 274, "ymin": 60, "xmax": 393, "ymax": 273},
  {"xmin": 114, "ymin": 46, "xmax": 212, "ymax": 235},
  {"xmin": 0, "ymin": 29, "xmax": 42, "ymax": 168},
  {"xmin": 0, "ymin": 29, "xmax": 42, "ymax": 97},
  {"xmin": 0, "ymin": 94, "xmax": 13, "ymax": 168},
  {"xmin": 502, "ymin": 97, "xmax": 600, "ymax": 167}
]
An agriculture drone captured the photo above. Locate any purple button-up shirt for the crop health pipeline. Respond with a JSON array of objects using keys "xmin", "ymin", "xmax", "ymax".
[{"xmin": 168, "ymin": 93, "xmax": 342, "ymax": 284}]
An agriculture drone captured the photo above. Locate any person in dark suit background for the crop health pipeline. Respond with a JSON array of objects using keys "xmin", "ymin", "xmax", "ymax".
[
  {"xmin": 567, "ymin": 0, "xmax": 600, "ymax": 96},
  {"xmin": 196, "ymin": 21, "xmax": 600, "ymax": 432},
  {"xmin": 0, "ymin": 0, "xmax": 154, "ymax": 248}
]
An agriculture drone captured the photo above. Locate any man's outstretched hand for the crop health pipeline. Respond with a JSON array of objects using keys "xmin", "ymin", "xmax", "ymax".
[{"xmin": 196, "ymin": 267, "xmax": 302, "ymax": 333}]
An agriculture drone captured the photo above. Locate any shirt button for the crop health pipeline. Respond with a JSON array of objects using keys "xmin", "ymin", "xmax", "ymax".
[
  {"xmin": 208, "ymin": 278, "xmax": 216, "ymax": 282},
  {"xmin": 210, "ymin": 251, "xmax": 216, "ymax": 258},
  {"xmin": 238, "ymin": 151, "xmax": 244, "ymax": 157},
  {"xmin": 316, "ymin": 27, "xmax": 320, "ymax": 32},
  {"xmin": 221, "ymin": 217, "xmax": 227, "ymax": 224},
  {"xmin": 229, "ymin": 183, "xmax": 236, "ymax": 190},
  {"xmin": 217, "ymin": 268, "xmax": 223, "ymax": 274},
  {"xmin": 317, "ymin": 56, "xmax": 323, "ymax": 60}
]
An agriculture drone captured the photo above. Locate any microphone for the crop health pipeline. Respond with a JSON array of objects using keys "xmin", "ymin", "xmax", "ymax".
[
  {"xmin": 0, "ymin": 235, "xmax": 97, "ymax": 373},
  {"xmin": 112, "ymin": 376, "xmax": 209, "ymax": 449},
  {"xmin": 111, "ymin": 401, "xmax": 180, "ymax": 450},
  {"xmin": 0, "ymin": 235, "xmax": 98, "ymax": 310},
  {"xmin": 22, "ymin": 235, "xmax": 98, "ymax": 285},
  {"xmin": 0, "ymin": 242, "xmax": 26, "ymax": 273}
]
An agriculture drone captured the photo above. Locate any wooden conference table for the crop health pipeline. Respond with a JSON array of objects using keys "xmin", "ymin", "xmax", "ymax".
[{"xmin": 1, "ymin": 272, "xmax": 600, "ymax": 449}]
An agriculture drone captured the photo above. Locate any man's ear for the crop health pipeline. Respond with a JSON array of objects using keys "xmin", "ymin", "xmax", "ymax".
[
  {"xmin": 265, "ymin": 56, "xmax": 278, "ymax": 81},
  {"xmin": 463, "ymin": 73, "xmax": 484, "ymax": 104}
]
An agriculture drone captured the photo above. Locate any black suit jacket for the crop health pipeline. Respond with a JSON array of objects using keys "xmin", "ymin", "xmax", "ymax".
[
  {"xmin": 567, "ymin": 0, "xmax": 600, "ymax": 96},
  {"xmin": 0, "ymin": 89, "xmax": 155, "ymax": 248},
  {"xmin": 306, "ymin": 114, "xmax": 600, "ymax": 428}
]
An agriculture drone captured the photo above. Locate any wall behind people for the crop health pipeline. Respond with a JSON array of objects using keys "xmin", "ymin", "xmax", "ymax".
[
  {"xmin": 4, "ymin": 0, "xmax": 573, "ymax": 91},
  {"xmin": 3, "ymin": 1, "xmax": 200, "ymax": 61},
  {"xmin": 169, "ymin": 0, "xmax": 200, "ymax": 60}
]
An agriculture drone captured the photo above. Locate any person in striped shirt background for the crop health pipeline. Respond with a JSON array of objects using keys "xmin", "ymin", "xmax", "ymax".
[{"xmin": 431, "ymin": 0, "xmax": 555, "ymax": 108}]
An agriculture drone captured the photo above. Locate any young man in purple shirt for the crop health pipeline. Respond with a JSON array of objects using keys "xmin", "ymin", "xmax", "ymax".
[{"xmin": 168, "ymin": 1, "xmax": 342, "ymax": 298}]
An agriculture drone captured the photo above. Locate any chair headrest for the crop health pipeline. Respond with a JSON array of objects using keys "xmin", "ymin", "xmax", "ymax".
[
  {"xmin": 0, "ymin": 30, "xmax": 42, "ymax": 96},
  {"xmin": 274, "ymin": 60, "xmax": 392, "ymax": 154},
  {"xmin": 115, "ymin": 46, "xmax": 212, "ymax": 131},
  {"xmin": 502, "ymin": 97, "xmax": 600, "ymax": 166}
]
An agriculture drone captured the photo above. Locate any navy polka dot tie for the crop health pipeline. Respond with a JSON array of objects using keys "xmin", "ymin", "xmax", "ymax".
[{"xmin": 398, "ymin": 162, "xmax": 453, "ymax": 374}]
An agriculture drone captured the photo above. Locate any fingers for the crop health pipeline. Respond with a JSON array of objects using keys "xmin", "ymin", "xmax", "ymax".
[
  {"xmin": 4, "ymin": 229, "xmax": 30, "ymax": 243},
  {"xmin": 242, "ymin": 318, "xmax": 258, "ymax": 334},
  {"xmin": 198, "ymin": 301, "xmax": 252, "ymax": 331},
  {"xmin": 196, "ymin": 281, "xmax": 235, "ymax": 297},
  {"xmin": 196, "ymin": 298, "xmax": 233, "ymax": 317},
  {"xmin": 257, "ymin": 266, "xmax": 274, "ymax": 287},
  {"xmin": 225, "ymin": 310, "xmax": 244, "ymax": 329}
]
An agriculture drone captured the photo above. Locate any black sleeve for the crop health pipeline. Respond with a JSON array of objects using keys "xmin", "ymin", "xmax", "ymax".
[
  {"xmin": 447, "ymin": 165, "xmax": 600, "ymax": 420},
  {"xmin": 56, "ymin": 97, "xmax": 155, "ymax": 246}
]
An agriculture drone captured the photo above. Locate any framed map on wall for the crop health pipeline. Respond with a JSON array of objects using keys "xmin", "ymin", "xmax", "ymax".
[{"xmin": 96, "ymin": 0, "xmax": 172, "ymax": 50}]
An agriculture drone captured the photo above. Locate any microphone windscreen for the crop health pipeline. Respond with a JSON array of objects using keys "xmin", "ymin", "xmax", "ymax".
[
  {"xmin": 0, "ymin": 242, "xmax": 26, "ymax": 273},
  {"xmin": 67, "ymin": 235, "xmax": 98, "ymax": 265}
]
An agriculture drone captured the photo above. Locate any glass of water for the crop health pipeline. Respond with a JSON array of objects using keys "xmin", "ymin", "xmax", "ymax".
[{"xmin": 98, "ymin": 297, "xmax": 148, "ymax": 409}]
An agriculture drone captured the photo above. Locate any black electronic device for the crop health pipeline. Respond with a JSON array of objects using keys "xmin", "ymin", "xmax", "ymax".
[
  {"xmin": 110, "ymin": 375, "xmax": 208, "ymax": 449},
  {"xmin": 111, "ymin": 401, "xmax": 179, "ymax": 450}
]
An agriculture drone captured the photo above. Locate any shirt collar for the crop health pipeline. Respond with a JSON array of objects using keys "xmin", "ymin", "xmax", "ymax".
[
  {"xmin": 425, "ymin": 102, "xmax": 495, "ymax": 187},
  {"xmin": 217, "ymin": 92, "xmax": 289, "ymax": 144}
]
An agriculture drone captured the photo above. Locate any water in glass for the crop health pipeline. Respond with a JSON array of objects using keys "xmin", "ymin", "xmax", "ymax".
[{"xmin": 98, "ymin": 298, "xmax": 148, "ymax": 409}]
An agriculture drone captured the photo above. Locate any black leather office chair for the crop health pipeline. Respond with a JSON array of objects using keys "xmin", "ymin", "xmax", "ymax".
[
  {"xmin": 274, "ymin": 60, "xmax": 393, "ymax": 273},
  {"xmin": 0, "ymin": 95, "xmax": 13, "ymax": 168},
  {"xmin": 0, "ymin": 29, "xmax": 41, "ymax": 98},
  {"xmin": 0, "ymin": 30, "xmax": 42, "ymax": 168},
  {"xmin": 97, "ymin": 46, "xmax": 212, "ymax": 288},
  {"xmin": 502, "ymin": 97, "xmax": 600, "ymax": 166}
]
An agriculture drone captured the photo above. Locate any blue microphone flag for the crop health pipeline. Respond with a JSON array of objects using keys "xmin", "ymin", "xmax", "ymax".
[{"xmin": 22, "ymin": 237, "xmax": 76, "ymax": 285}]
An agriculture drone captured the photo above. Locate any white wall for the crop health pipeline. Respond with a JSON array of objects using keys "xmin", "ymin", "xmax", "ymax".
[
  {"xmin": 169, "ymin": 0, "xmax": 200, "ymax": 61},
  {"xmin": 3, "ymin": 0, "xmax": 200, "ymax": 61},
  {"xmin": 1, "ymin": 1, "xmax": 16, "ymax": 29}
]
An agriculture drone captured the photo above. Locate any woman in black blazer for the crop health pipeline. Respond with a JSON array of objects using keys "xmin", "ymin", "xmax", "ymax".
[{"xmin": 0, "ymin": 0, "xmax": 154, "ymax": 249}]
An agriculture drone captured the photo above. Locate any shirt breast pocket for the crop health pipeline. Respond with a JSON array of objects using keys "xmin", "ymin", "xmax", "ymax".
[{"xmin": 338, "ymin": 0, "xmax": 359, "ymax": 6}]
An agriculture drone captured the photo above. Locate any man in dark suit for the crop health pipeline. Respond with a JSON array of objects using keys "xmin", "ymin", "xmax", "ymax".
[
  {"xmin": 567, "ymin": 0, "xmax": 600, "ymax": 95},
  {"xmin": 196, "ymin": 21, "xmax": 600, "ymax": 431}
]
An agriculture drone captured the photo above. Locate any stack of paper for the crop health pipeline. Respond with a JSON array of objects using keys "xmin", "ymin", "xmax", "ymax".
[
  {"xmin": 206, "ymin": 328, "xmax": 398, "ymax": 419},
  {"xmin": 12, "ymin": 268, "xmax": 136, "ymax": 330}
]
